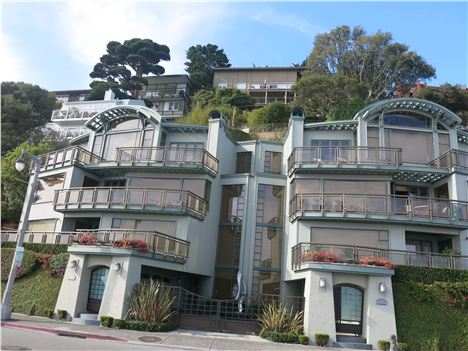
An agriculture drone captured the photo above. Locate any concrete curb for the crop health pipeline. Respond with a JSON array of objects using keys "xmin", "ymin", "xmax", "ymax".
[{"xmin": 1, "ymin": 322, "xmax": 127, "ymax": 342}]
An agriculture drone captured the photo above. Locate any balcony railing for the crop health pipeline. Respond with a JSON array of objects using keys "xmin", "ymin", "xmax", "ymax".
[
  {"xmin": 51, "ymin": 108, "xmax": 99, "ymax": 121},
  {"xmin": 290, "ymin": 193, "xmax": 468, "ymax": 224},
  {"xmin": 53, "ymin": 187, "xmax": 207, "ymax": 218},
  {"xmin": 39, "ymin": 147, "xmax": 105, "ymax": 170},
  {"xmin": 291, "ymin": 242, "xmax": 468, "ymax": 270},
  {"xmin": 115, "ymin": 147, "xmax": 218, "ymax": 175},
  {"xmin": 429, "ymin": 149, "xmax": 468, "ymax": 169},
  {"xmin": 1, "ymin": 229, "xmax": 189, "ymax": 261},
  {"xmin": 288, "ymin": 147, "xmax": 402, "ymax": 172}
]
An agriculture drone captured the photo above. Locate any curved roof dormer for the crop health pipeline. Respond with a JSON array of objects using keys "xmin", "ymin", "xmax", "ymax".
[
  {"xmin": 84, "ymin": 105, "xmax": 162, "ymax": 132},
  {"xmin": 354, "ymin": 98, "xmax": 461, "ymax": 129}
]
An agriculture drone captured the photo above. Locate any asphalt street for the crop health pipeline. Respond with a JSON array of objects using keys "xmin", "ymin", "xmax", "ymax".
[{"xmin": 1, "ymin": 327, "xmax": 199, "ymax": 351}]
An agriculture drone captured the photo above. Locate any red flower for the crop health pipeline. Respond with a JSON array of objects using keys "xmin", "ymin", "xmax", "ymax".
[
  {"xmin": 112, "ymin": 239, "xmax": 148, "ymax": 252},
  {"xmin": 79, "ymin": 235, "xmax": 97, "ymax": 245},
  {"xmin": 302, "ymin": 251, "xmax": 343, "ymax": 263},
  {"xmin": 359, "ymin": 256, "xmax": 395, "ymax": 269},
  {"xmin": 448, "ymin": 297, "xmax": 455, "ymax": 305}
]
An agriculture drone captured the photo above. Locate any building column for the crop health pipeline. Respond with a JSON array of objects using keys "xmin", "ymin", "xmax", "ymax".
[
  {"xmin": 99, "ymin": 256, "xmax": 141, "ymax": 319},
  {"xmin": 303, "ymin": 271, "xmax": 336, "ymax": 343},
  {"xmin": 365, "ymin": 276, "xmax": 397, "ymax": 347}
]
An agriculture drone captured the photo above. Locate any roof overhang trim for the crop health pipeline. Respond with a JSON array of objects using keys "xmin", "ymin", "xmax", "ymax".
[{"xmin": 304, "ymin": 120, "xmax": 357, "ymax": 131}]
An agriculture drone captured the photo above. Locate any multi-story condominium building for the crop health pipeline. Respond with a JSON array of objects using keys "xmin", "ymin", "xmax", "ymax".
[
  {"xmin": 6, "ymin": 98, "xmax": 468, "ymax": 348},
  {"xmin": 212, "ymin": 67, "xmax": 305, "ymax": 107},
  {"xmin": 53, "ymin": 89, "xmax": 91, "ymax": 103},
  {"xmin": 142, "ymin": 74, "xmax": 192, "ymax": 119}
]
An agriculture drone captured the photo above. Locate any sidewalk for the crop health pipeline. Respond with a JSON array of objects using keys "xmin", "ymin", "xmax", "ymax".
[{"xmin": 1, "ymin": 313, "xmax": 358, "ymax": 350}]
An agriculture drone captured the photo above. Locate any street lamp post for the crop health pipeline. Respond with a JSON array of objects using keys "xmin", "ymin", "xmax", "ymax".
[{"xmin": 1, "ymin": 149, "xmax": 41, "ymax": 320}]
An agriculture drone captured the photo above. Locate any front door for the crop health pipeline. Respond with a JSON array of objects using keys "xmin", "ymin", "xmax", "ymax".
[
  {"xmin": 334, "ymin": 285, "xmax": 364, "ymax": 336},
  {"xmin": 87, "ymin": 267, "xmax": 109, "ymax": 313}
]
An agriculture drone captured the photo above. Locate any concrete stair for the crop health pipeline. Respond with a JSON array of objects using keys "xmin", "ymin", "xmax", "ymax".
[
  {"xmin": 332, "ymin": 336, "xmax": 372, "ymax": 350},
  {"xmin": 71, "ymin": 313, "xmax": 100, "ymax": 326}
]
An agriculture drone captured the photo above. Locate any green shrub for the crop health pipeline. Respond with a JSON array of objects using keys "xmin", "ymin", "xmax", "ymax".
[
  {"xmin": 100, "ymin": 316, "xmax": 114, "ymax": 328},
  {"xmin": 47, "ymin": 253, "xmax": 69, "ymax": 277},
  {"xmin": 1, "ymin": 242, "xmax": 69, "ymax": 255},
  {"xmin": 259, "ymin": 330, "xmax": 300, "ymax": 344},
  {"xmin": 125, "ymin": 320, "xmax": 146, "ymax": 331},
  {"xmin": 27, "ymin": 302, "xmax": 36, "ymax": 316},
  {"xmin": 113, "ymin": 319, "xmax": 126, "ymax": 329},
  {"xmin": 418, "ymin": 337, "xmax": 439, "ymax": 351},
  {"xmin": 393, "ymin": 266, "xmax": 468, "ymax": 284},
  {"xmin": 298, "ymin": 335, "xmax": 309, "ymax": 345},
  {"xmin": 127, "ymin": 279, "xmax": 175, "ymax": 323},
  {"xmin": 122, "ymin": 320, "xmax": 175, "ymax": 332},
  {"xmin": 57, "ymin": 310, "xmax": 67, "ymax": 320},
  {"xmin": 378, "ymin": 340, "xmax": 390, "ymax": 350},
  {"xmin": 257, "ymin": 302, "xmax": 303, "ymax": 334},
  {"xmin": 398, "ymin": 342, "xmax": 408, "ymax": 351},
  {"xmin": 1, "ymin": 248, "xmax": 38, "ymax": 281},
  {"xmin": 44, "ymin": 309, "xmax": 54, "ymax": 319},
  {"xmin": 315, "ymin": 333, "xmax": 329, "ymax": 346}
]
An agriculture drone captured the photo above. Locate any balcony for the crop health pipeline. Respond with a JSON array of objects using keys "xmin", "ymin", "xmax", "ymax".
[
  {"xmin": 429, "ymin": 149, "xmax": 468, "ymax": 171},
  {"xmin": 51, "ymin": 108, "xmax": 99, "ymax": 121},
  {"xmin": 288, "ymin": 146, "xmax": 450, "ymax": 182},
  {"xmin": 290, "ymin": 193, "xmax": 468, "ymax": 227},
  {"xmin": 39, "ymin": 147, "xmax": 104, "ymax": 171},
  {"xmin": 291, "ymin": 243, "xmax": 468, "ymax": 270},
  {"xmin": 1, "ymin": 229, "xmax": 189, "ymax": 263},
  {"xmin": 38, "ymin": 146, "xmax": 218, "ymax": 177},
  {"xmin": 54, "ymin": 187, "xmax": 207, "ymax": 219},
  {"xmin": 107, "ymin": 146, "xmax": 218, "ymax": 177}
]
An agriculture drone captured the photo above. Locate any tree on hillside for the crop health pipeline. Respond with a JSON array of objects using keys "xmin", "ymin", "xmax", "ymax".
[
  {"xmin": 294, "ymin": 73, "xmax": 368, "ymax": 121},
  {"xmin": 416, "ymin": 84, "xmax": 468, "ymax": 123},
  {"xmin": 1, "ymin": 142, "xmax": 56, "ymax": 223},
  {"xmin": 246, "ymin": 102, "xmax": 291, "ymax": 127},
  {"xmin": 185, "ymin": 44, "xmax": 231, "ymax": 91},
  {"xmin": 307, "ymin": 25, "xmax": 436, "ymax": 99},
  {"xmin": 1, "ymin": 82, "xmax": 59, "ymax": 154},
  {"xmin": 191, "ymin": 88, "xmax": 252, "ymax": 110},
  {"xmin": 89, "ymin": 38, "xmax": 170, "ymax": 99}
]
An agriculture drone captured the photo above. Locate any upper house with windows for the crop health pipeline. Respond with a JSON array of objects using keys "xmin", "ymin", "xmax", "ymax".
[
  {"xmin": 9, "ymin": 97, "xmax": 468, "ymax": 349},
  {"xmin": 212, "ymin": 67, "xmax": 306, "ymax": 106}
]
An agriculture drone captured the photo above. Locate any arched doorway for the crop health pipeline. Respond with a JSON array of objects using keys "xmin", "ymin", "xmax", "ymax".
[
  {"xmin": 87, "ymin": 266, "xmax": 109, "ymax": 313},
  {"xmin": 333, "ymin": 284, "xmax": 364, "ymax": 336}
]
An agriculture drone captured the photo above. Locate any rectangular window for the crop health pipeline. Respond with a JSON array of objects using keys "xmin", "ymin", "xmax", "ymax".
[
  {"xmin": 28, "ymin": 219, "xmax": 56, "ymax": 232},
  {"xmin": 292, "ymin": 179, "xmax": 320, "ymax": 194},
  {"xmin": 310, "ymin": 228, "xmax": 389, "ymax": 249},
  {"xmin": 264, "ymin": 151, "xmax": 282, "ymax": 174},
  {"xmin": 35, "ymin": 173, "xmax": 65, "ymax": 203},
  {"xmin": 385, "ymin": 129, "xmax": 433, "ymax": 163},
  {"xmin": 213, "ymin": 269, "xmax": 237, "ymax": 299},
  {"xmin": 92, "ymin": 135, "xmax": 103, "ymax": 156},
  {"xmin": 438, "ymin": 133, "xmax": 450, "ymax": 156},
  {"xmin": 220, "ymin": 185, "xmax": 246, "ymax": 223},
  {"xmin": 216, "ymin": 226, "xmax": 242, "ymax": 266},
  {"xmin": 310, "ymin": 139, "xmax": 352, "ymax": 161},
  {"xmin": 323, "ymin": 180, "xmax": 387, "ymax": 195},
  {"xmin": 236, "ymin": 82, "xmax": 246, "ymax": 90},
  {"xmin": 218, "ymin": 83, "xmax": 228, "ymax": 89},
  {"xmin": 236, "ymin": 152, "xmax": 252, "ymax": 173},
  {"xmin": 257, "ymin": 185, "xmax": 284, "ymax": 224},
  {"xmin": 367, "ymin": 127, "xmax": 379, "ymax": 148}
]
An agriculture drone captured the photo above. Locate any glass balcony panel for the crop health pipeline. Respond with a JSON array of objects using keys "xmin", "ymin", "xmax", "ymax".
[
  {"xmin": 458, "ymin": 152, "xmax": 468, "ymax": 168},
  {"xmin": 338, "ymin": 148, "xmax": 354, "ymax": 163},
  {"xmin": 81, "ymin": 189, "xmax": 94, "ymax": 203},
  {"xmin": 408, "ymin": 253, "xmax": 430, "ymax": 266},
  {"xmin": 319, "ymin": 148, "xmax": 337, "ymax": 163},
  {"xmin": 146, "ymin": 190, "xmax": 163, "ymax": 206},
  {"xmin": 167, "ymin": 240, "xmax": 177, "ymax": 255},
  {"xmin": 166, "ymin": 191, "xmax": 182, "ymax": 207},
  {"xmin": 109, "ymin": 189, "xmax": 124, "ymax": 204},
  {"xmin": 64, "ymin": 148, "xmax": 74, "ymax": 162},
  {"xmin": 367, "ymin": 196, "xmax": 387, "ymax": 214},
  {"xmin": 303, "ymin": 195, "xmax": 321, "ymax": 211},
  {"xmin": 431, "ymin": 255, "xmax": 451, "ymax": 268},
  {"xmin": 156, "ymin": 237, "xmax": 167, "ymax": 252},
  {"xmin": 96, "ymin": 189, "xmax": 110, "ymax": 203},
  {"xmin": 344, "ymin": 196, "xmax": 365, "ymax": 213},
  {"xmin": 128, "ymin": 189, "xmax": 144, "ymax": 204},
  {"xmin": 452, "ymin": 202, "xmax": 468, "ymax": 220},
  {"xmin": 391, "ymin": 197, "xmax": 408, "ymax": 215},
  {"xmin": 68, "ymin": 190, "xmax": 80, "ymax": 204},
  {"xmin": 323, "ymin": 195, "xmax": 343, "ymax": 212},
  {"xmin": 432, "ymin": 199, "xmax": 450, "ymax": 218},
  {"xmin": 411, "ymin": 198, "xmax": 430, "ymax": 217},
  {"xmin": 56, "ymin": 191, "xmax": 67, "ymax": 204}
]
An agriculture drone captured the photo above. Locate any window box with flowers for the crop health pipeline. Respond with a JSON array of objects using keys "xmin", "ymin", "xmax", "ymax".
[{"xmin": 112, "ymin": 239, "xmax": 149, "ymax": 253}]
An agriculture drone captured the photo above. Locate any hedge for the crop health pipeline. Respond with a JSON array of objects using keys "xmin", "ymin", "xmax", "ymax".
[
  {"xmin": 1, "ymin": 248, "xmax": 39, "ymax": 281},
  {"xmin": 119, "ymin": 320, "xmax": 175, "ymax": 332},
  {"xmin": 47, "ymin": 253, "xmax": 69, "ymax": 277},
  {"xmin": 1, "ymin": 241, "xmax": 69, "ymax": 255},
  {"xmin": 393, "ymin": 265, "xmax": 468, "ymax": 284},
  {"xmin": 259, "ymin": 330, "xmax": 300, "ymax": 344}
]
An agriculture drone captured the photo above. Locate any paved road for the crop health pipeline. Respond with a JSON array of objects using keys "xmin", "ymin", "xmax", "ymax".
[{"xmin": 1, "ymin": 327, "xmax": 198, "ymax": 351}]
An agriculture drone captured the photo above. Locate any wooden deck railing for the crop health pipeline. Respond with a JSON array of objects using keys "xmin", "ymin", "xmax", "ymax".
[
  {"xmin": 291, "ymin": 242, "xmax": 468, "ymax": 270},
  {"xmin": 1, "ymin": 228, "xmax": 190, "ymax": 260},
  {"xmin": 290, "ymin": 193, "xmax": 468, "ymax": 223}
]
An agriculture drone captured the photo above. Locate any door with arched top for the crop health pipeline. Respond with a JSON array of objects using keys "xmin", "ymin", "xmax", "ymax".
[
  {"xmin": 87, "ymin": 267, "xmax": 109, "ymax": 313},
  {"xmin": 334, "ymin": 284, "xmax": 364, "ymax": 336}
]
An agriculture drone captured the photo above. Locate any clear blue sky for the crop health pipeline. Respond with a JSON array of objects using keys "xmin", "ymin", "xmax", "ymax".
[{"xmin": 3, "ymin": 1, "xmax": 467, "ymax": 91}]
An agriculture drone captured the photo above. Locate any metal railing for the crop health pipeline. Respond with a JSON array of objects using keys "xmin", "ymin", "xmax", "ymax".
[
  {"xmin": 288, "ymin": 146, "xmax": 402, "ymax": 172},
  {"xmin": 166, "ymin": 286, "xmax": 304, "ymax": 323},
  {"xmin": 291, "ymin": 242, "xmax": 468, "ymax": 270},
  {"xmin": 430, "ymin": 149, "xmax": 468, "ymax": 169},
  {"xmin": 290, "ymin": 193, "xmax": 468, "ymax": 223},
  {"xmin": 51, "ymin": 108, "xmax": 99, "ymax": 121},
  {"xmin": 115, "ymin": 146, "xmax": 218, "ymax": 175},
  {"xmin": 39, "ymin": 147, "xmax": 105, "ymax": 170},
  {"xmin": 54, "ymin": 187, "xmax": 207, "ymax": 217},
  {"xmin": 1, "ymin": 229, "xmax": 189, "ymax": 260}
]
